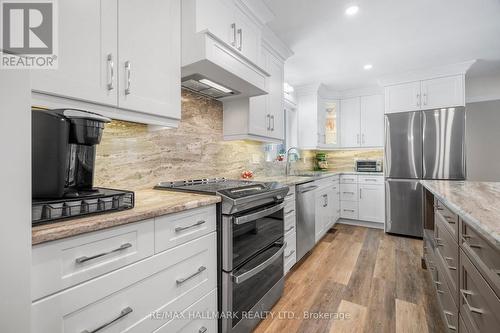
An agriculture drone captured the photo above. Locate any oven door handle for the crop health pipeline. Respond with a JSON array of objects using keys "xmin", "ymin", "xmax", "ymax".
[
  {"xmin": 231, "ymin": 241, "xmax": 286, "ymax": 284},
  {"xmin": 233, "ymin": 202, "xmax": 285, "ymax": 225}
]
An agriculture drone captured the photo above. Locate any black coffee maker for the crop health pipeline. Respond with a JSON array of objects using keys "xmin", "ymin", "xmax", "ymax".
[{"xmin": 32, "ymin": 108, "xmax": 111, "ymax": 199}]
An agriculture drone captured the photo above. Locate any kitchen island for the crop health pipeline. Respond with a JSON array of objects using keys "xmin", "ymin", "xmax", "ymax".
[{"xmin": 420, "ymin": 180, "xmax": 500, "ymax": 333}]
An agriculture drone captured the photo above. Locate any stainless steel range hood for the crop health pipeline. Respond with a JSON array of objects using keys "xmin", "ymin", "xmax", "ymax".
[{"xmin": 181, "ymin": 74, "xmax": 239, "ymax": 99}]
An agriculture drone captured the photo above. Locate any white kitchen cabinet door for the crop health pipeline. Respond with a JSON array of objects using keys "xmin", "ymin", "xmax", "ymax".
[
  {"xmin": 118, "ymin": 0, "xmax": 181, "ymax": 120},
  {"xmin": 332, "ymin": 183, "xmax": 340, "ymax": 223},
  {"xmin": 420, "ymin": 75, "xmax": 464, "ymax": 109},
  {"xmin": 358, "ymin": 184, "xmax": 385, "ymax": 223},
  {"xmin": 233, "ymin": 6, "xmax": 261, "ymax": 65},
  {"xmin": 360, "ymin": 95, "xmax": 384, "ymax": 147},
  {"xmin": 340, "ymin": 97, "xmax": 361, "ymax": 147},
  {"xmin": 267, "ymin": 53, "xmax": 285, "ymax": 140},
  {"xmin": 31, "ymin": 0, "xmax": 118, "ymax": 106},
  {"xmin": 193, "ymin": 0, "xmax": 234, "ymax": 46},
  {"xmin": 248, "ymin": 49, "xmax": 270, "ymax": 137},
  {"xmin": 384, "ymin": 81, "xmax": 421, "ymax": 113}
]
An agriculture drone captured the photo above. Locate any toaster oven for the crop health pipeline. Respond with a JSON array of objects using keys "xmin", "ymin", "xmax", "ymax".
[{"xmin": 355, "ymin": 160, "xmax": 382, "ymax": 172}]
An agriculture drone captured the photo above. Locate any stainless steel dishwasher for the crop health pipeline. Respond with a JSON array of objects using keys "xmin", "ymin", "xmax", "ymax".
[{"xmin": 296, "ymin": 182, "xmax": 318, "ymax": 262}]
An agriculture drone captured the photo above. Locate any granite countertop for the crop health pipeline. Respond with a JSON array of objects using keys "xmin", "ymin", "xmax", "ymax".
[
  {"xmin": 32, "ymin": 189, "xmax": 221, "ymax": 245},
  {"xmin": 420, "ymin": 180, "xmax": 500, "ymax": 249},
  {"xmin": 252, "ymin": 171, "xmax": 383, "ymax": 186}
]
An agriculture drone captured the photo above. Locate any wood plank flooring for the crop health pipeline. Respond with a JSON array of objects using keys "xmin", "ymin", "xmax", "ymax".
[{"xmin": 253, "ymin": 224, "xmax": 446, "ymax": 333}]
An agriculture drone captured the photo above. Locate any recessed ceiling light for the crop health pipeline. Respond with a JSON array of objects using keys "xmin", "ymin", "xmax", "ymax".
[
  {"xmin": 345, "ymin": 5, "xmax": 359, "ymax": 16},
  {"xmin": 363, "ymin": 64, "xmax": 373, "ymax": 70}
]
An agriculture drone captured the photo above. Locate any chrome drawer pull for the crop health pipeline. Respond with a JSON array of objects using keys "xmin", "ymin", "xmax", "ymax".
[
  {"xmin": 435, "ymin": 281, "xmax": 445, "ymax": 294},
  {"xmin": 285, "ymin": 226, "xmax": 294, "ymax": 233},
  {"xmin": 468, "ymin": 243, "xmax": 483, "ymax": 249},
  {"xmin": 285, "ymin": 249, "xmax": 296, "ymax": 259},
  {"xmin": 199, "ymin": 327, "xmax": 207, "ymax": 333},
  {"xmin": 81, "ymin": 306, "xmax": 133, "ymax": 333},
  {"xmin": 444, "ymin": 257, "xmax": 457, "ymax": 270},
  {"xmin": 343, "ymin": 191, "xmax": 355, "ymax": 194},
  {"xmin": 106, "ymin": 54, "xmax": 114, "ymax": 91},
  {"xmin": 176, "ymin": 266, "xmax": 206, "ymax": 285},
  {"xmin": 365, "ymin": 178, "xmax": 378, "ymax": 182},
  {"xmin": 443, "ymin": 311, "xmax": 457, "ymax": 331},
  {"xmin": 75, "ymin": 243, "xmax": 132, "ymax": 264},
  {"xmin": 460, "ymin": 289, "xmax": 484, "ymax": 314},
  {"xmin": 343, "ymin": 209, "xmax": 355, "ymax": 212},
  {"xmin": 285, "ymin": 209, "xmax": 295, "ymax": 215},
  {"xmin": 175, "ymin": 220, "xmax": 206, "ymax": 232},
  {"xmin": 124, "ymin": 61, "xmax": 131, "ymax": 95}
]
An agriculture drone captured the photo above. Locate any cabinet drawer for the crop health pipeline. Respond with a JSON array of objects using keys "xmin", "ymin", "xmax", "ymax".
[
  {"xmin": 155, "ymin": 205, "xmax": 216, "ymax": 253},
  {"xmin": 435, "ymin": 199, "xmax": 459, "ymax": 240},
  {"xmin": 32, "ymin": 219, "xmax": 154, "ymax": 301},
  {"xmin": 341, "ymin": 201, "xmax": 358, "ymax": 219},
  {"xmin": 284, "ymin": 231, "xmax": 296, "ymax": 274},
  {"xmin": 284, "ymin": 211, "xmax": 296, "ymax": 235},
  {"xmin": 358, "ymin": 175, "xmax": 384, "ymax": 185},
  {"xmin": 460, "ymin": 249, "xmax": 500, "ymax": 333},
  {"xmin": 340, "ymin": 183, "xmax": 358, "ymax": 201},
  {"xmin": 434, "ymin": 257, "xmax": 459, "ymax": 333},
  {"xmin": 340, "ymin": 175, "xmax": 358, "ymax": 184},
  {"xmin": 435, "ymin": 213, "xmax": 459, "ymax": 304},
  {"xmin": 32, "ymin": 233, "xmax": 217, "ymax": 333},
  {"xmin": 459, "ymin": 315, "xmax": 470, "ymax": 333},
  {"xmin": 152, "ymin": 289, "xmax": 217, "ymax": 333},
  {"xmin": 461, "ymin": 221, "xmax": 500, "ymax": 297}
]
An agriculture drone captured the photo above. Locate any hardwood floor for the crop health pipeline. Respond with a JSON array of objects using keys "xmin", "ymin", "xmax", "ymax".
[{"xmin": 253, "ymin": 224, "xmax": 446, "ymax": 333}]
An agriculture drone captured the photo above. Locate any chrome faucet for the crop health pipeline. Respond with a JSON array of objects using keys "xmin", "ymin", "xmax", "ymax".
[{"xmin": 285, "ymin": 147, "xmax": 301, "ymax": 176}]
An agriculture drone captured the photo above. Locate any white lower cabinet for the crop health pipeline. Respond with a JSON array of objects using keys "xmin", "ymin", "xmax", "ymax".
[
  {"xmin": 32, "ymin": 206, "xmax": 218, "ymax": 333},
  {"xmin": 358, "ymin": 184, "xmax": 385, "ymax": 223},
  {"xmin": 341, "ymin": 200, "xmax": 359, "ymax": 220}
]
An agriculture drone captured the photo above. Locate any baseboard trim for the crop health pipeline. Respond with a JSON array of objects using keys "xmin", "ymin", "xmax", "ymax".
[{"xmin": 338, "ymin": 219, "xmax": 384, "ymax": 230}]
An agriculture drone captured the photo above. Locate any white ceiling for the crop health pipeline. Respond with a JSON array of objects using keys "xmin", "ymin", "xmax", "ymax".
[{"xmin": 264, "ymin": 0, "xmax": 500, "ymax": 91}]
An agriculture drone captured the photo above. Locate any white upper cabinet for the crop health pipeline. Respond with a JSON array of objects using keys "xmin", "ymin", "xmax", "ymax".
[
  {"xmin": 233, "ymin": 5, "xmax": 261, "ymax": 65},
  {"xmin": 360, "ymin": 95, "xmax": 384, "ymax": 147},
  {"xmin": 384, "ymin": 75, "xmax": 465, "ymax": 114},
  {"xmin": 384, "ymin": 81, "xmax": 421, "ymax": 113},
  {"xmin": 31, "ymin": 0, "xmax": 118, "ymax": 106},
  {"xmin": 194, "ymin": 0, "xmax": 234, "ymax": 46},
  {"xmin": 118, "ymin": 0, "xmax": 180, "ymax": 119},
  {"xmin": 223, "ymin": 46, "xmax": 285, "ymax": 142},
  {"xmin": 340, "ymin": 98, "xmax": 361, "ymax": 147},
  {"xmin": 31, "ymin": 0, "xmax": 181, "ymax": 126},
  {"xmin": 420, "ymin": 75, "xmax": 464, "ymax": 109}
]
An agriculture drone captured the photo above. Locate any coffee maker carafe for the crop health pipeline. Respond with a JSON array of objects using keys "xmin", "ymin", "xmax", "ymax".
[{"xmin": 32, "ymin": 108, "xmax": 111, "ymax": 199}]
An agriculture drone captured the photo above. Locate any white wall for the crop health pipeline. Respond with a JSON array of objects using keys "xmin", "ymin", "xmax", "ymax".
[{"xmin": 0, "ymin": 72, "xmax": 31, "ymax": 332}]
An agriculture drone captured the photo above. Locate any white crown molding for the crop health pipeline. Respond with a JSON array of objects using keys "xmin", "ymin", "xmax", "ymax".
[
  {"xmin": 378, "ymin": 60, "xmax": 476, "ymax": 87},
  {"xmin": 237, "ymin": 0, "xmax": 275, "ymax": 24},
  {"xmin": 295, "ymin": 83, "xmax": 322, "ymax": 96}
]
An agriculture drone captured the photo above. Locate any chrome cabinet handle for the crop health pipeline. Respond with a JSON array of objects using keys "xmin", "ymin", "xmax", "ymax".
[
  {"xmin": 231, "ymin": 23, "xmax": 237, "ymax": 47},
  {"xmin": 285, "ymin": 209, "xmax": 294, "ymax": 215},
  {"xmin": 199, "ymin": 327, "xmax": 207, "ymax": 333},
  {"xmin": 271, "ymin": 115, "xmax": 275, "ymax": 131},
  {"xmin": 285, "ymin": 249, "xmax": 295, "ymax": 259},
  {"xmin": 75, "ymin": 243, "xmax": 132, "ymax": 264},
  {"xmin": 343, "ymin": 209, "xmax": 355, "ymax": 212},
  {"xmin": 285, "ymin": 225, "xmax": 294, "ymax": 233},
  {"xmin": 443, "ymin": 311, "xmax": 457, "ymax": 331},
  {"xmin": 107, "ymin": 54, "xmax": 114, "ymax": 91},
  {"xmin": 237, "ymin": 28, "xmax": 242, "ymax": 51},
  {"xmin": 81, "ymin": 306, "xmax": 133, "ymax": 333},
  {"xmin": 444, "ymin": 257, "xmax": 457, "ymax": 270},
  {"xmin": 444, "ymin": 215, "xmax": 456, "ymax": 224},
  {"xmin": 423, "ymin": 93, "xmax": 428, "ymax": 106},
  {"xmin": 266, "ymin": 114, "xmax": 271, "ymax": 130},
  {"xmin": 175, "ymin": 220, "xmax": 206, "ymax": 232},
  {"xmin": 176, "ymin": 266, "xmax": 206, "ymax": 285},
  {"xmin": 435, "ymin": 281, "xmax": 445, "ymax": 294},
  {"xmin": 124, "ymin": 61, "xmax": 131, "ymax": 95},
  {"xmin": 365, "ymin": 178, "xmax": 378, "ymax": 182},
  {"xmin": 343, "ymin": 191, "xmax": 355, "ymax": 194},
  {"xmin": 417, "ymin": 93, "xmax": 421, "ymax": 107},
  {"xmin": 460, "ymin": 289, "xmax": 484, "ymax": 314},
  {"xmin": 462, "ymin": 234, "xmax": 482, "ymax": 248}
]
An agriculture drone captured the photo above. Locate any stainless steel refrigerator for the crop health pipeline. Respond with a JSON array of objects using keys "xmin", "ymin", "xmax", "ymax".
[{"xmin": 385, "ymin": 107, "xmax": 466, "ymax": 237}]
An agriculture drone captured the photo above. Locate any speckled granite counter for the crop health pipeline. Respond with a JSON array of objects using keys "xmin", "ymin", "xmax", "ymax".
[
  {"xmin": 32, "ymin": 189, "xmax": 220, "ymax": 245},
  {"xmin": 421, "ymin": 180, "xmax": 500, "ymax": 249}
]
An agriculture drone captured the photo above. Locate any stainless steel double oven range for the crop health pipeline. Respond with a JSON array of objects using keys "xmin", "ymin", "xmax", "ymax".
[{"xmin": 155, "ymin": 178, "xmax": 289, "ymax": 333}]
